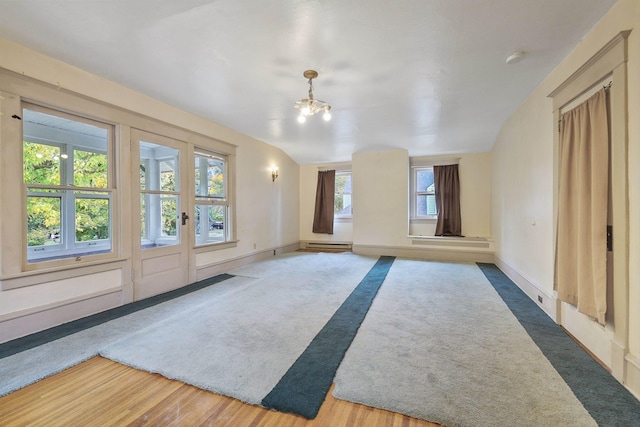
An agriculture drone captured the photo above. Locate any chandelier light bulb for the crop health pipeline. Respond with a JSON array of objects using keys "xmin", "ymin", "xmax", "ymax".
[{"xmin": 293, "ymin": 70, "xmax": 332, "ymax": 123}]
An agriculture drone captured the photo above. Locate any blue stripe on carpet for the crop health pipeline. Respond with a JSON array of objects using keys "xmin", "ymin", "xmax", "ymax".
[
  {"xmin": 261, "ymin": 255, "xmax": 395, "ymax": 419},
  {"xmin": 477, "ymin": 263, "xmax": 640, "ymax": 426},
  {"xmin": 0, "ymin": 273, "xmax": 235, "ymax": 359}
]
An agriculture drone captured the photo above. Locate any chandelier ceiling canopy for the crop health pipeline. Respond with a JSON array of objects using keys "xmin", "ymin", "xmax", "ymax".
[{"xmin": 294, "ymin": 70, "xmax": 331, "ymax": 123}]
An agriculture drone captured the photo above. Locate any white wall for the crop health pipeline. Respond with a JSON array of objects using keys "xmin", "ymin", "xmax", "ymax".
[
  {"xmin": 492, "ymin": 0, "xmax": 640, "ymax": 397},
  {"xmin": 353, "ymin": 150, "xmax": 410, "ymax": 247},
  {"xmin": 299, "ymin": 149, "xmax": 493, "ymax": 261}
]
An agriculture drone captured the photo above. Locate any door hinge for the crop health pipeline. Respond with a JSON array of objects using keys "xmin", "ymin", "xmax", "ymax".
[{"xmin": 607, "ymin": 225, "xmax": 613, "ymax": 252}]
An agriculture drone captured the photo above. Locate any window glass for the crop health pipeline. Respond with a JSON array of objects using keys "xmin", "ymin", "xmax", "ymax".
[
  {"xmin": 160, "ymin": 159, "xmax": 177, "ymax": 192},
  {"xmin": 194, "ymin": 151, "xmax": 228, "ymax": 246},
  {"xmin": 139, "ymin": 142, "xmax": 180, "ymax": 248},
  {"xmin": 414, "ymin": 167, "xmax": 437, "ymax": 217},
  {"xmin": 74, "ymin": 149, "xmax": 108, "ymax": 188},
  {"xmin": 23, "ymin": 107, "xmax": 112, "ymax": 262},
  {"xmin": 195, "ymin": 154, "xmax": 225, "ymax": 198},
  {"xmin": 161, "ymin": 196, "xmax": 178, "ymax": 238},
  {"xmin": 334, "ymin": 172, "xmax": 352, "ymax": 217},
  {"xmin": 416, "ymin": 169, "xmax": 434, "ymax": 192},
  {"xmin": 26, "ymin": 195, "xmax": 61, "ymax": 247},
  {"xmin": 75, "ymin": 197, "xmax": 110, "ymax": 242},
  {"xmin": 195, "ymin": 204, "xmax": 226, "ymax": 245},
  {"xmin": 23, "ymin": 142, "xmax": 61, "ymax": 185}
]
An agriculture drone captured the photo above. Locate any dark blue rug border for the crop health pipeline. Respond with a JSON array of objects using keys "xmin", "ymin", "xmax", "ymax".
[
  {"xmin": 261, "ymin": 256, "xmax": 395, "ymax": 419},
  {"xmin": 477, "ymin": 263, "xmax": 640, "ymax": 427},
  {"xmin": 0, "ymin": 273, "xmax": 235, "ymax": 359}
]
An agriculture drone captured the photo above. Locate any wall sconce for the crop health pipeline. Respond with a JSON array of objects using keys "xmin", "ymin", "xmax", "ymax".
[{"xmin": 271, "ymin": 167, "xmax": 279, "ymax": 182}]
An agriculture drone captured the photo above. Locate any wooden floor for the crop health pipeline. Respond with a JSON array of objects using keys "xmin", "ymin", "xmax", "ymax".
[{"xmin": 0, "ymin": 356, "xmax": 440, "ymax": 427}]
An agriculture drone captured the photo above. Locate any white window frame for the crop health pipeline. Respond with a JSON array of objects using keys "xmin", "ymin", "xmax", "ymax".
[
  {"xmin": 194, "ymin": 149, "xmax": 230, "ymax": 246},
  {"xmin": 23, "ymin": 104, "xmax": 114, "ymax": 263},
  {"xmin": 411, "ymin": 166, "xmax": 437, "ymax": 219},
  {"xmin": 334, "ymin": 169, "xmax": 353, "ymax": 220},
  {"xmin": 409, "ymin": 157, "xmax": 460, "ymax": 222}
]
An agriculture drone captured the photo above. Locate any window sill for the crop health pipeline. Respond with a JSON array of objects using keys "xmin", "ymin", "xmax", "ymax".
[
  {"xmin": 193, "ymin": 240, "xmax": 238, "ymax": 253},
  {"xmin": 334, "ymin": 216, "xmax": 353, "ymax": 223}
]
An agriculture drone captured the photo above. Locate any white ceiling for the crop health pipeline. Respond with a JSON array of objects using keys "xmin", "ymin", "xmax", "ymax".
[{"xmin": 0, "ymin": 0, "xmax": 617, "ymax": 164}]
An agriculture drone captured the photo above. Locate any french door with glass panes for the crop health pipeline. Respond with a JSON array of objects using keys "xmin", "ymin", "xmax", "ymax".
[{"xmin": 131, "ymin": 129, "xmax": 189, "ymax": 300}]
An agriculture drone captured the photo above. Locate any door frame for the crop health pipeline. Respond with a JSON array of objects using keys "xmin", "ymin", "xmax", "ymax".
[{"xmin": 549, "ymin": 31, "xmax": 630, "ymax": 380}]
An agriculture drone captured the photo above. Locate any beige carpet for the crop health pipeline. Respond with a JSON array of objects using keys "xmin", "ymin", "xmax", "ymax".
[{"xmin": 332, "ymin": 259, "xmax": 596, "ymax": 427}]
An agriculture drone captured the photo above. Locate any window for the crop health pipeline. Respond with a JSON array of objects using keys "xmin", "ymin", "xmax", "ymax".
[
  {"xmin": 23, "ymin": 106, "xmax": 113, "ymax": 262},
  {"xmin": 194, "ymin": 151, "xmax": 229, "ymax": 245},
  {"xmin": 412, "ymin": 167, "xmax": 437, "ymax": 218},
  {"xmin": 139, "ymin": 142, "xmax": 180, "ymax": 248},
  {"xmin": 334, "ymin": 171, "xmax": 352, "ymax": 218}
]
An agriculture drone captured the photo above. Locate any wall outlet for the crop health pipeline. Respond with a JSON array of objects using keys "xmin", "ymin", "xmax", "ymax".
[{"xmin": 537, "ymin": 295, "xmax": 543, "ymax": 304}]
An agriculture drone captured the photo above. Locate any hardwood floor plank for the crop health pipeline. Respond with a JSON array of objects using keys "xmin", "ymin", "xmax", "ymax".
[{"xmin": 0, "ymin": 357, "xmax": 440, "ymax": 426}]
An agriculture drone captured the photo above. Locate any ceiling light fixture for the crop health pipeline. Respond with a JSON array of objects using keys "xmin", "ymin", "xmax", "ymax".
[
  {"xmin": 294, "ymin": 70, "xmax": 331, "ymax": 123},
  {"xmin": 505, "ymin": 51, "xmax": 526, "ymax": 65}
]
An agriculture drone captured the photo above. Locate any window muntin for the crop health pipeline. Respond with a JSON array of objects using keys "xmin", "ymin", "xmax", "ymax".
[
  {"xmin": 334, "ymin": 171, "xmax": 352, "ymax": 218},
  {"xmin": 413, "ymin": 167, "xmax": 437, "ymax": 218},
  {"xmin": 139, "ymin": 142, "xmax": 180, "ymax": 248},
  {"xmin": 194, "ymin": 151, "xmax": 228, "ymax": 246},
  {"xmin": 23, "ymin": 107, "xmax": 113, "ymax": 262}
]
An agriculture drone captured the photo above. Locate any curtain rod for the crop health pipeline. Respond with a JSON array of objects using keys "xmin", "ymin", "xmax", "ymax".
[{"xmin": 558, "ymin": 82, "xmax": 612, "ymax": 132}]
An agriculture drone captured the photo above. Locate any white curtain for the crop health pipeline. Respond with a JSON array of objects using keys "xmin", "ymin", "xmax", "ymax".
[{"xmin": 555, "ymin": 88, "xmax": 609, "ymax": 324}]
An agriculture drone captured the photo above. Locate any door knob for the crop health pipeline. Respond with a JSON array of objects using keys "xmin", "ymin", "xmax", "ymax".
[{"xmin": 181, "ymin": 212, "xmax": 189, "ymax": 225}]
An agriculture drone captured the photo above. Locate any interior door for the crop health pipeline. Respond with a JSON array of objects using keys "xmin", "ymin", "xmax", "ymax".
[{"xmin": 131, "ymin": 129, "xmax": 189, "ymax": 300}]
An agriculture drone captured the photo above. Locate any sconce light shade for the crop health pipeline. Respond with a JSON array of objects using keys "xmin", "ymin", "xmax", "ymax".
[{"xmin": 272, "ymin": 167, "xmax": 279, "ymax": 182}]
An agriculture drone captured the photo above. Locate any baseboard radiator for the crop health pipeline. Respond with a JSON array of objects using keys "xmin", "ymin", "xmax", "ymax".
[{"xmin": 305, "ymin": 242, "xmax": 353, "ymax": 251}]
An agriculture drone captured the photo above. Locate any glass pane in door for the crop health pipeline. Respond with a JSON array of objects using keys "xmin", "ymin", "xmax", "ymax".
[{"xmin": 140, "ymin": 141, "xmax": 180, "ymax": 249}]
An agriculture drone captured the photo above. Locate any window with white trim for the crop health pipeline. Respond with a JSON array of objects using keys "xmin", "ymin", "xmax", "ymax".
[
  {"xmin": 23, "ymin": 105, "xmax": 113, "ymax": 262},
  {"xmin": 334, "ymin": 170, "xmax": 352, "ymax": 218},
  {"xmin": 194, "ymin": 150, "xmax": 229, "ymax": 245},
  {"xmin": 411, "ymin": 166, "xmax": 436, "ymax": 218}
]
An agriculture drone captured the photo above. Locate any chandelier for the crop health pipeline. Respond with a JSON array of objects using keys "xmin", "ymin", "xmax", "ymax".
[{"xmin": 294, "ymin": 70, "xmax": 331, "ymax": 123}]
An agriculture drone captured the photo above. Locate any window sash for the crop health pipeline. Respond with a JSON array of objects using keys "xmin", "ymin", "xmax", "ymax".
[
  {"xmin": 26, "ymin": 188, "xmax": 112, "ymax": 261},
  {"xmin": 195, "ymin": 151, "xmax": 227, "ymax": 200},
  {"xmin": 194, "ymin": 150, "xmax": 229, "ymax": 246},
  {"xmin": 334, "ymin": 170, "xmax": 352, "ymax": 218},
  {"xmin": 411, "ymin": 166, "xmax": 437, "ymax": 219},
  {"xmin": 23, "ymin": 105, "xmax": 114, "ymax": 263}
]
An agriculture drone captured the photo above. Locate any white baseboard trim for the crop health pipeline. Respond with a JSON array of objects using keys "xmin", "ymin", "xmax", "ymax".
[
  {"xmin": 353, "ymin": 244, "xmax": 494, "ymax": 263},
  {"xmin": 611, "ymin": 338, "xmax": 627, "ymax": 382},
  {"xmin": 493, "ymin": 256, "xmax": 557, "ymax": 322},
  {"xmin": 624, "ymin": 353, "xmax": 640, "ymax": 401},
  {"xmin": 195, "ymin": 242, "xmax": 299, "ymax": 281}
]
